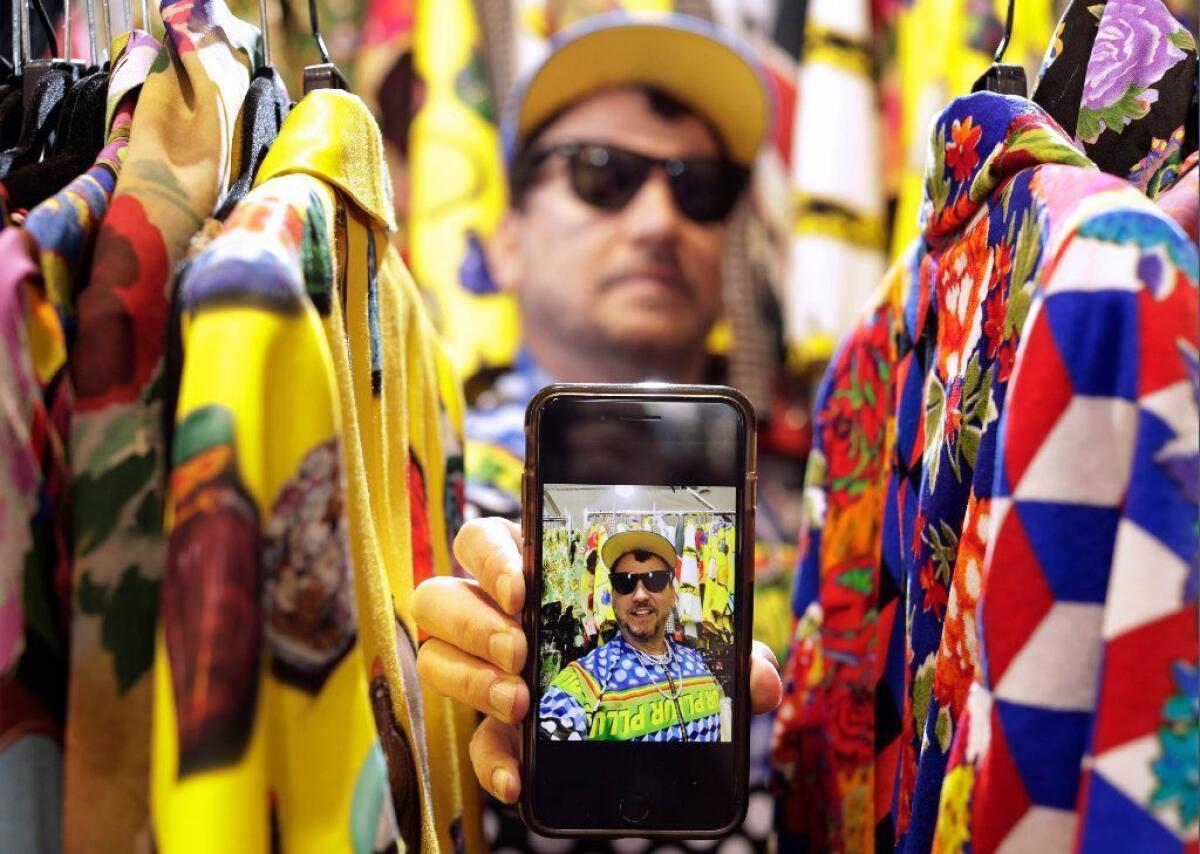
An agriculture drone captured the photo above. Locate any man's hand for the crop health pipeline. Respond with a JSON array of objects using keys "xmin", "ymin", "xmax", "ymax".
[{"xmin": 413, "ymin": 517, "xmax": 783, "ymax": 804}]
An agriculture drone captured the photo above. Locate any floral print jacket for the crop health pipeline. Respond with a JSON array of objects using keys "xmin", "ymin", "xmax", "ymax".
[{"xmin": 771, "ymin": 89, "xmax": 1198, "ymax": 853}]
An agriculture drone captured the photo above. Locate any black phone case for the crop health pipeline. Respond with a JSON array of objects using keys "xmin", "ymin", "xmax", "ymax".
[{"xmin": 519, "ymin": 383, "xmax": 757, "ymax": 838}]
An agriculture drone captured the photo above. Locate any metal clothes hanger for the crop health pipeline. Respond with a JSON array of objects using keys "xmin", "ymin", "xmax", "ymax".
[
  {"xmin": 302, "ymin": 0, "xmax": 346, "ymax": 93},
  {"xmin": 213, "ymin": 0, "xmax": 289, "ymax": 218},
  {"xmin": 0, "ymin": 0, "xmax": 79, "ymax": 177},
  {"xmin": 971, "ymin": 0, "xmax": 1027, "ymax": 97},
  {"xmin": 0, "ymin": 3, "xmax": 26, "ymax": 146},
  {"xmin": 2, "ymin": 1, "xmax": 22, "ymax": 84},
  {"xmin": 85, "ymin": 0, "xmax": 101, "ymax": 66},
  {"xmin": 94, "ymin": 0, "xmax": 133, "ymax": 61},
  {"xmin": 21, "ymin": 0, "xmax": 81, "ymax": 107},
  {"xmin": 2, "ymin": 0, "xmax": 108, "ymax": 207},
  {"xmin": 50, "ymin": 0, "xmax": 106, "ymax": 154}
]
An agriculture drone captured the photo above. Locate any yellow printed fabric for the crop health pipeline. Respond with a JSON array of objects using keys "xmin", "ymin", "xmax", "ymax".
[
  {"xmin": 700, "ymin": 525, "xmax": 734, "ymax": 637},
  {"xmin": 587, "ymin": 523, "xmax": 615, "ymax": 632},
  {"xmin": 409, "ymin": 0, "xmax": 514, "ymax": 376},
  {"xmin": 159, "ymin": 87, "xmax": 477, "ymax": 853},
  {"xmin": 516, "ymin": 0, "xmax": 674, "ymax": 45},
  {"xmin": 393, "ymin": 184, "xmax": 482, "ymax": 854},
  {"xmin": 153, "ymin": 172, "xmax": 389, "ymax": 852}
]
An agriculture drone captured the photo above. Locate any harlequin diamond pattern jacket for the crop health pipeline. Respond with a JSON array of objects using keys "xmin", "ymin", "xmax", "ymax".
[{"xmin": 771, "ymin": 89, "xmax": 1198, "ymax": 853}]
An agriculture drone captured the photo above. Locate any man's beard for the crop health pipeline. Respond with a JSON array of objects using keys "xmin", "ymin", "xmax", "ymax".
[{"xmin": 617, "ymin": 610, "xmax": 667, "ymax": 646}]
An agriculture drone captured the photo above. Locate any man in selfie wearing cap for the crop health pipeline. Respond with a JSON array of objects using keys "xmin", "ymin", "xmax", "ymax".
[
  {"xmin": 539, "ymin": 531, "xmax": 724, "ymax": 742},
  {"xmin": 412, "ymin": 7, "xmax": 785, "ymax": 833}
]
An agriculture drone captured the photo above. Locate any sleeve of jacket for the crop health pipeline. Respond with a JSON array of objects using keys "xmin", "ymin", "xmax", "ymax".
[{"xmin": 771, "ymin": 259, "xmax": 903, "ymax": 848}]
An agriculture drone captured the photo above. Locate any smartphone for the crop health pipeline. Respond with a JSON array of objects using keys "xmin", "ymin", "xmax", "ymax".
[{"xmin": 520, "ymin": 384, "xmax": 756, "ymax": 837}]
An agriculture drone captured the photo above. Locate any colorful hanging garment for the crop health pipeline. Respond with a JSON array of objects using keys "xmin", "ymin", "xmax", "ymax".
[
  {"xmin": 153, "ymin": 152, "xmax": 390, "ymax": 854},
  {"xmin": 65, "ymin": 2, "xmax": 259, "ymax": 848},
  {"xmin": 408, "ymin": 0, "xmax": 513, "ymax": 376},
  {"xmin": 0, "ymin": 29, "xmax": 160, "ymax": 854},
  {"xmin": 700, "ymin": 522, "xmax": 734, "ymax": 637},
  {"xmin": 784, "ymin": 0, "xmax": 887, "ymax": 369},
  {"xmin": 396, "ymin": 233, "xmax": 483, "ymax": 852},
  {"xmin": 924, "ymin": 10, "xmax": 1200, "ymax": 845},
  {"xmin": 772, "ymin": 78, "xmax": 1198, "ymax": 853},
  {"xmin": 152, "ymin": 87, "xmax": 479, "ymax": 854},
  {"xmin": 1032, "ymin": 0, "xmax": 1199, "ymax": 200},
  {"xmin": 0, "ymin": 26, "xmax": 157, "ymax": 678},
  {"xmin": 886, "ymin": 0, "xmax": 1055, "ymax": 259},
  {"xmin": 677, "ymin": 520, "xmax": 702, "ymax": 634},
  {"xmin": 929, "ymin": 146, "xmax": 1199, "ymax": 854},
  {"xmin": 590, "ymin": 523, "xmax": 615, "ymax": 633}
]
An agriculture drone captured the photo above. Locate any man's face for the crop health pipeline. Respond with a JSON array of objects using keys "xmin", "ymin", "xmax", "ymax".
[
  {"xmin": 611, "ymin": 552, "xmax": 676, "ymax": 649},
  {"xmin": 493, "ymin": 88, "xmax": 728, "ymax": 372}
]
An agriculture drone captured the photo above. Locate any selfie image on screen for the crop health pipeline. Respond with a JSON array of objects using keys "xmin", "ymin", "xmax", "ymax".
[{"xmin": 537, "ymin": 484, "xmax": 736, "ymax": 743}]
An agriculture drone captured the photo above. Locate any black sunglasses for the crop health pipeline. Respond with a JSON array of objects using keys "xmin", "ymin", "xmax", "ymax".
[
  {"xmin": 516, "ymin": 142, "xmax": 748, "ymax": 224},
  {"xmin": 610, "ymin": 569, "xmax": 674, "ymax": 595}
]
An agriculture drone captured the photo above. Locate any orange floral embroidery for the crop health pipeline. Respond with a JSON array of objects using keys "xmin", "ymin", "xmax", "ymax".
[{"xmin": 946, "ymin": 117, "xmax": 983, "ymax": 183}]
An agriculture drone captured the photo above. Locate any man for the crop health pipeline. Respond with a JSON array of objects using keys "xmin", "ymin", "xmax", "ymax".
[
  {"xmin": 539, "ymin": 532, "xmax": 725, "ymax": 742},
  {"xmin": 413, "ymin": 8, "xmax": 786, "ymax": 824},
  {"xmin": 464, "ymin": 9, "xmax": 771, "ymax": 519}
]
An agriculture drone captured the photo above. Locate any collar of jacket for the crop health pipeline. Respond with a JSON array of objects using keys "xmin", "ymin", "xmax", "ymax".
[
  {"xmin": 918, "ymin": 91, "xmax": 1096, "ymax": 242},
  {"xmin": 254, "ymin": 89, "xmax": 397, "ymax": 233},
  {"xmin": 105, "ymin": 30, "xmax": 161, "ymax": 134}
]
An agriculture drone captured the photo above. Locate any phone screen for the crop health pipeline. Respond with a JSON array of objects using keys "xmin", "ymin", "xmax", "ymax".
[{"xmin": 524, "ymin": 390, "xmax": 752, "ymax": 836}]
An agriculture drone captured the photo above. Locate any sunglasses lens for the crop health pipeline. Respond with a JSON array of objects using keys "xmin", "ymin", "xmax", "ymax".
[
  {"xmin": 670, "ymin": 160, "xmax": 744, "ymax": 223},
  {"xmin": 612, "ymin": 570, "xmax": 671, "ymax": 594},
  {"xmin": 642, "ymin": 570, "xmax": 671, "ymax": 593},
  {"xmin": 569, "ymin": 144, "xmax": 649, "ymax": 210}
]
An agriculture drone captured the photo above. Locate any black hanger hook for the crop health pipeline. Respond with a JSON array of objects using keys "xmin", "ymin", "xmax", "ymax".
[
  {"xmin": 257, "ymin": 0, "xmax": 272, "ymax": 67},
  {"xmin": 994, "ymin": 0, "xmax": 1016, "ymax": 63},
  {"xmin": 307, "ymin": 0, "xmax": 331, "ymax": 64},
  {"xmin": 301, "ymin": 0, "xmax": 345, "ymax": 92},
  {"xmin": 29, "ymin": 0, "xmax": 59, "ymax": 60},
  {"xmin": 972, "ymin": 0, "xmax": 1026, "ymax": 96}
]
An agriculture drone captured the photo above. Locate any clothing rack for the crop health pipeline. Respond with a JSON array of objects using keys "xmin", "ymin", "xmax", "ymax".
[{"xmin": 582, "ymin": 509, "xmax": 734, "ymax": 526}]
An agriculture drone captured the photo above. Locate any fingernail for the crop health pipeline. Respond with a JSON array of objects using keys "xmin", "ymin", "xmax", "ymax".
[
  {"xmin": 497, "ymin": 573, "xmax": 512, "ymax": 610},
  {"xmin": 489, "ymin": 632, "xmax": 516, "ymax": 672},
  {"xmin": 489, "ymin": 679, "xmax": 517, "ymax": 717},
  {"xmin": 491, "ymin": 767, "xmax": 515, "ymax": 802}
]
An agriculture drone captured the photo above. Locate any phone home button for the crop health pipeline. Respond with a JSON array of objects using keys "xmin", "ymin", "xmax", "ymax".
[{"xmin": 620, "ymin": 792, "xmax": 650, "ymax": 824}]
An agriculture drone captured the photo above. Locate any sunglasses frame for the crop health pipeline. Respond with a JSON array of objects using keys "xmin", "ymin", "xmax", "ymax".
[
  {"xmin": 514, "ymin": 140, "xmax": 748, "ymax": 224},
  {"xmin": 609, "ymin": 568, "xmax": 675, "ymax": 595}
]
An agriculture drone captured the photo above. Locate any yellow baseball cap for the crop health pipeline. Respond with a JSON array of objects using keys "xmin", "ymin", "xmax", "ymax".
[
  {"xmin": 504, "ymin": 11, "xmax": 772, "ymax": 168},
  {"xmin": 601, "ymin": 530, "xmax": 679, "ymax": 572}
]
